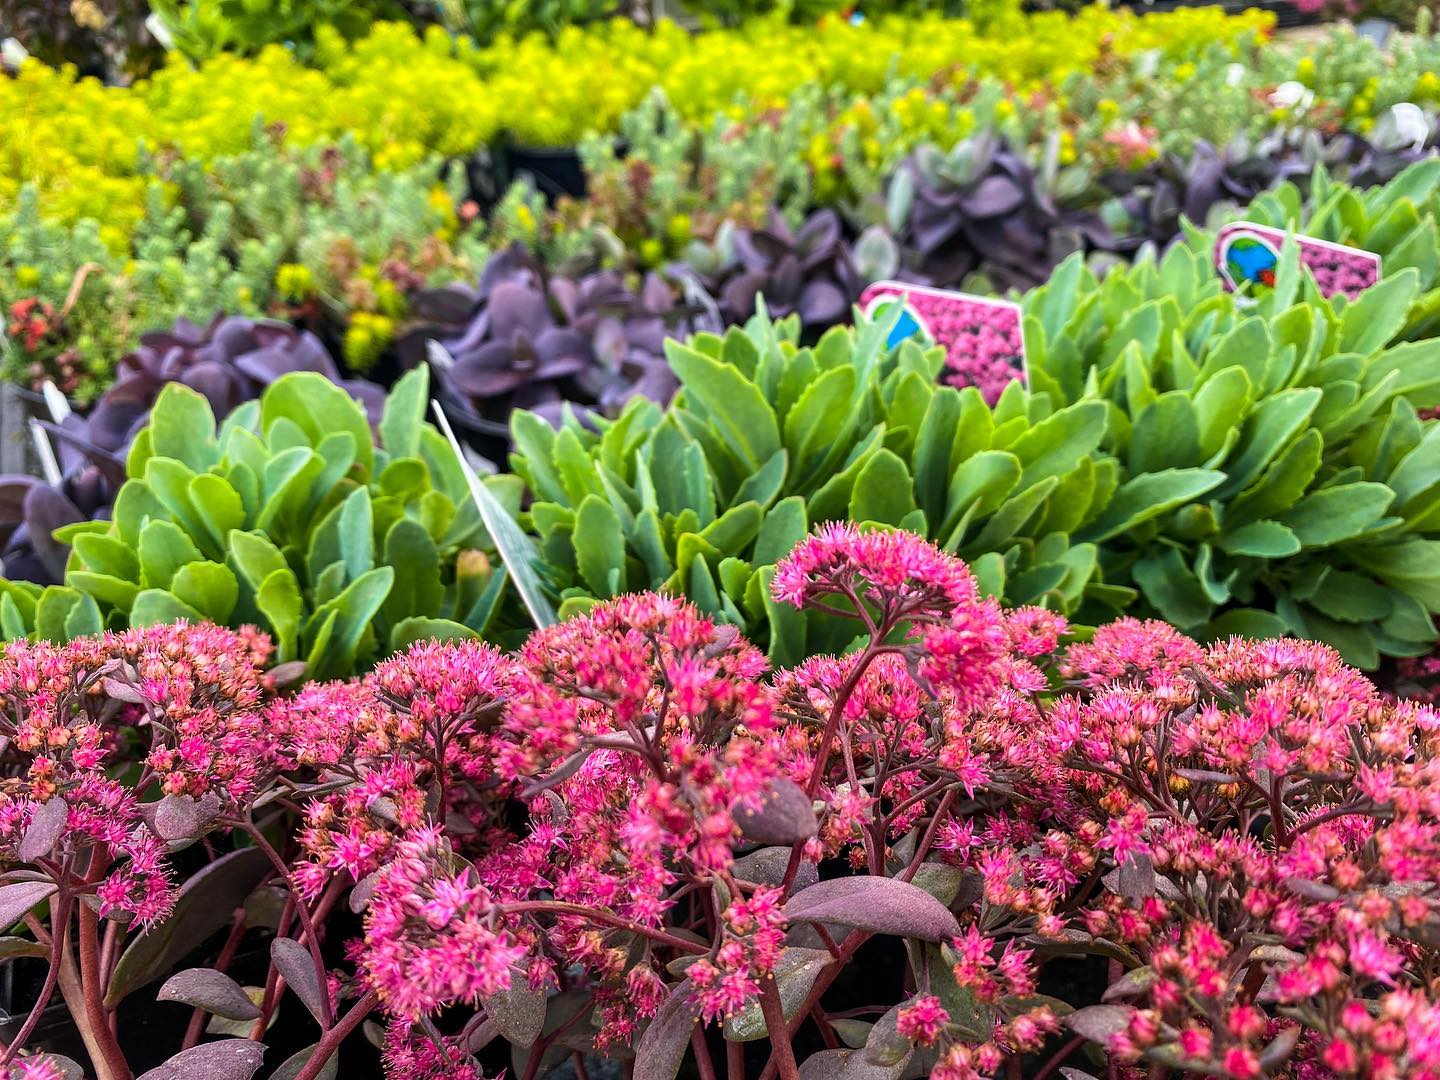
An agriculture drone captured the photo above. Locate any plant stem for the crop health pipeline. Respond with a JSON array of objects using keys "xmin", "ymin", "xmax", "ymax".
[
  {"xmin": 500, "ymin": 901, "xmax": 707, "ymax": 954},
  {"xmin": 0, "ymin": 894, "xmax": 70, "ymax": 1066},
  {"xmin": 727, "ymin": 1038, "xmax": 745, "ymax": 1080},
  {"xmin": 692, "ymin": 1025, "xmax": 717, "ymax": 1080},
  {"xmin": 1032, "ymin": 1034, "xmax": 1088, "ymax": 1080},
  {"xmin": 290, "ymin": 990, "xmax": 378, "ymax": 1080},
  {"xmin": 758, "ymin": 977, "xmax": 799, "ymax": 1080},
  {"xmin": 78, "ymin": 902, "xmax": 132, "ymax": 1080},
  {"xmin": 55, "ymin": 925, "xmax": 112, "ymax": 1077},
  {"xmin": 238, "ymin": 820, "xmax": 335, "ymax": 1029}
]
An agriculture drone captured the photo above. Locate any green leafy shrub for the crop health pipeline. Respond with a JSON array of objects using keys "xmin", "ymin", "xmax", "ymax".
[
  {"xmin": 508, "ymin": 307, "xmax": 1109, "ymax": 664},
  {"xmin": 0, "ymin": 368, "xmax": 524, "ymax": 678},
  {"xmin": 510, "ymin": 232, "xmax": 1440, "ymax": 669},
  {"xmin": 1190, "ymin": 161, "xmax": 1440, "ymax": 343},
  {"xmin": 1019, "ymin": 237, "xmax": 1440, "ymax": 668}
]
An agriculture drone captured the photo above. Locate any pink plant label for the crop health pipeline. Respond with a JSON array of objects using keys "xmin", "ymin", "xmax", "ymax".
[
  {"xmin": 860, "ymin": 281, "xmax": 1026, "ymax": 404},
  {"xmin": 1214, "ymin": 221, "xmax": 1381, "ymax": 301}
]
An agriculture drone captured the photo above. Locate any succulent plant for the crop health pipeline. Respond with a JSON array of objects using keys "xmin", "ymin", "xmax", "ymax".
[
  {"xmin": 83, "ymin": 314, "xmax": 386, "ymax": 466},
  {"xmin": 0, "ymin": 367, "xmax": 528, "ymax": 676},
  {"xmin": 882, "ymin": 132, "xmax": 1117, "ymax": 292},
  {"xmin": 704, "ymin": 209, "xmax": 862, "ymax": 328},
  {"xmin": 400, "ymin": 245, "xmax": 718, "ymax": 437}
]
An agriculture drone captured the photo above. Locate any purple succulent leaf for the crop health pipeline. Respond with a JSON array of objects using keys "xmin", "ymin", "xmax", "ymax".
[
  {"xmin": 720, "ymin": 272, "xmax": 770, "ymax": 321},
  {"xmin": 0, "ymin": 476, "xmax": 37, "ymax": 531},
  {"xmin": 448, "ymin": 343, "xmax": 541, "ymax": 398},
  {"xmin": 489, "ymin": 280, "xmax": 557, "ymax": 342},
  {"xmin": 24, "ymin": 483, "xmax": 82, "ymax": 582},
  {"xmin": 797, "ymin": 279, "xmax": 850, "ymax": 328},
  {"xmin": 179, "ymin": 360, "xmax": 247, "ymax": 420},
  {"xmin": 908, "ymin": 195, "xmax": 965, "ymax": 257},
  {"xmin": 796, "ymin": 211, "xmax": 842, "ymax": 259},
  {"xmin": 638, "ymin": 273, "xmax": 675, "ymax": 316},
  {"xmin": 959, "ymin": 174, "xmax": 1028, "ymax": 221},
  {"xmin": 408, "ymin": 284, "xmax": 478, "ymax": 325}
]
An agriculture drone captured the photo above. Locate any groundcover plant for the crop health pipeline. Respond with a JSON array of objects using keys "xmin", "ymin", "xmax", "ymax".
[{"xmin": 0, "ymin": 526, "xmax": 1438, "ymax": 1079}]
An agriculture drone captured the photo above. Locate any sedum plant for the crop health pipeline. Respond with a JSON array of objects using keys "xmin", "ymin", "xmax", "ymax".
[
  {"xmin": 0, "ymin": 367, "xmax": 521, "ymax": 678},
  {"xmin": 1020, "ymin": 236, "xmax": 1440, "ymax": 668},
  {"xmin": 508, "ymin": 305, "xmax": 1110, "ymax": 664},
  {"xmin": 512, "ymin": 229, "xmax": 1440, "ymax": 669}
]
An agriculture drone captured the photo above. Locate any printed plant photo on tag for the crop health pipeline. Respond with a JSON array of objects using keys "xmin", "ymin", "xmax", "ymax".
[
  {"xmin": 1215, "ymin": 221, "xmax": 1381, "ymax": 301},
  {"xmin": 860, "ymin": 281, "xmax": 1027, "ymax": 405}
]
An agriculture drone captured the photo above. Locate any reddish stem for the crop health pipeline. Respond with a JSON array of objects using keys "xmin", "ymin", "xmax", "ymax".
[
  {"xmin": 78, "ymin": 902, "xmax": 132, "ymax": 1080},
  {"xmin": 290, "ymin": 990, "xmax": 378, "ymax": 1080},
  {"xmin": 758, "ymin": 977, "xmax": 799, "ymax": 1080},
  {"xmin": 0, "ymin": 894, "xmax": 71, "ymax": 1066},
  {"xmin": 692, "ymin": 1024, "xmax": 717, "ymax": 1080}
]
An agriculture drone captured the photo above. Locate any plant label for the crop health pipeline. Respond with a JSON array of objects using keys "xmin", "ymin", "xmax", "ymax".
[
  {"xmin": 1214, "ymin": 222, "xmax": 1381, "ymax": 301},
  {"xmin": 860, "ymin": 282, "xmax": 1026, "ymax": 403}
]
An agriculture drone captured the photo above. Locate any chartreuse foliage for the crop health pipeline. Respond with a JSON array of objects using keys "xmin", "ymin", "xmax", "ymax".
[
  {"xmin": 509, "ymin": 307, "xmax": 1112, "ymax": 665},
  {"xmin": 1022, "ymin": 235, "xmax": 1440, "ymax": 668},
  {"xmin": 0, "ymin": 368, "xmax": 522, "ymax": 678}
]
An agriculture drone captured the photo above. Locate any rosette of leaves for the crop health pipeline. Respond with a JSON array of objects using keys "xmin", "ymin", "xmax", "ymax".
[
  {"xmin": 1102, "ymin": 130, "xmax": 1436, "ymax": 249},
  {"xmin": 1186, "ymin": 158, "xmax": 1440, "ymax": 341},
  {"xmin": 401, "ymin": 246, "xmax": 714, "ymax": 435},
  {"xmin": 0, "ymin": 367, "xmax": 524, "ymax": 678},
  {"xmin": 508, "ymin": 306, "xmax": 1111, "ymax": 663},
  {"xmin": 882, "ymin": 132, "xmax": 1116, "ymax": 292},
  {"xmin": 82, "ymin": 314, "xmax": 386, "ymax": 465},
  {"xmin": 704, "ymin": 209, "xmax": 862, "ymax": 330},
  {"xmin": 1022, "ymin": 238, "xmax": 1440, "ymax": 667}
]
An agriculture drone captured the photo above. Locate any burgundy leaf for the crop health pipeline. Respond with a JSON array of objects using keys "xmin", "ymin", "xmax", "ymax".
[
  {"xmin": 157, "ymin": 968, "xmax": 260, "ymax": 1021},
  {"xmin": 271, "ymin": 936, "xmax": 326, "ymax": 1023},
  {"xmin": 633, "ymin": 979, "xmax": 698, "ymax": 1080},
  {"xmin": 152, "ymin": 793, "xmax": 219, "ymax": 843},
  {"xmin": 0, "ymin": 880, "xmax": 56, "ymax": 929},
  {"xmin": 135, "ymin": 1040, "xmax": 264, "ymax": 1080},
  {"xmin": 782, "ymin": 876, "xmax": 961, "ymax": 942},
  {"xmin": 1066, "ymin": 1004, "xmax": 1138, "ymax": 1044},
  {"xmin": 106, "ymin": 847, "xmax": 270, "ymax": 1007},
  {"xmin": 487, "ymin": 981, "xmax": 547, "ymax": 1047},
  {"xmin": 734, "ymin": 777, "xmax": 818, "ymax": 846},
  {"xmin": 19, "ymin": 798, "xmax": 67, "ymax": 862}
]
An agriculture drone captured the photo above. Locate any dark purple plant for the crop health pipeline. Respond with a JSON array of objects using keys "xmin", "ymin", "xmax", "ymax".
[
  {"xmin": 401, "ymin": 245, "xmax": 716, "ymax": 433},
  {"xmin": 889, "ymin": 133, "xmax": 1115, "ymax": 292},
  {"xmin": 0, "ymin": 316, "xmax": 381, "ymax": 586},
  {"xmin": 85, "ymin": 314, "xmax": 383, "ymax": 457},
  {"xmin": 710, "ymin": 209, "xmax": 861, "ymax": 326}
]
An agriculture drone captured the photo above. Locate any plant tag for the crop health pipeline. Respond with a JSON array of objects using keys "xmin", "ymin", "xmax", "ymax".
[
  {"xmin": 860, "ymin": 282, "xmax": 1026, "ymax": 401},
  {"xmin": 1214, "ymin": 222, "xmax": 1380, "ymax": 301}
]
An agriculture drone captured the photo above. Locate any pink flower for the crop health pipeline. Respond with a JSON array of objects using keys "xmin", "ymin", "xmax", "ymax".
[
  {"xmin": 897, "ymin": 994, "xmax": 951, "ymax": 1045},
  {"xmin": 361, "ymin": 828, "xmax": 526, "ymax": 1020}
]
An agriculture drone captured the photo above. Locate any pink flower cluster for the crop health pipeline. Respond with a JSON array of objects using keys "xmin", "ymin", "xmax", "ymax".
[
  {"xmin": 0, "ymin": 623, "xmax": 274, "ymax": 927},
  {"xmin": 8, "ymin": 526, "xmax": 1440, "ymax": 1080}
]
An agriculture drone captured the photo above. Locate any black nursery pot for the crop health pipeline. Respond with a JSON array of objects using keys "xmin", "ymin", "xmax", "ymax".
[
  {"xmin": 503, "ymin": 142, "xmax": 589, "ymax": 204},
  {"xmin": 499, "ymin": 137, "xmax": 630, "ymax": 205}
]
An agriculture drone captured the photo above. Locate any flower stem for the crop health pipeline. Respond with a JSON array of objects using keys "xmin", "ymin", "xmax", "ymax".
[
  {"xmin": 759, "ymin": 976, "xmax": 799, "ymax": 1080},
  {"xmin": 290, "ymin": 990, "xmax": 378, "ymax": 1080}
]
